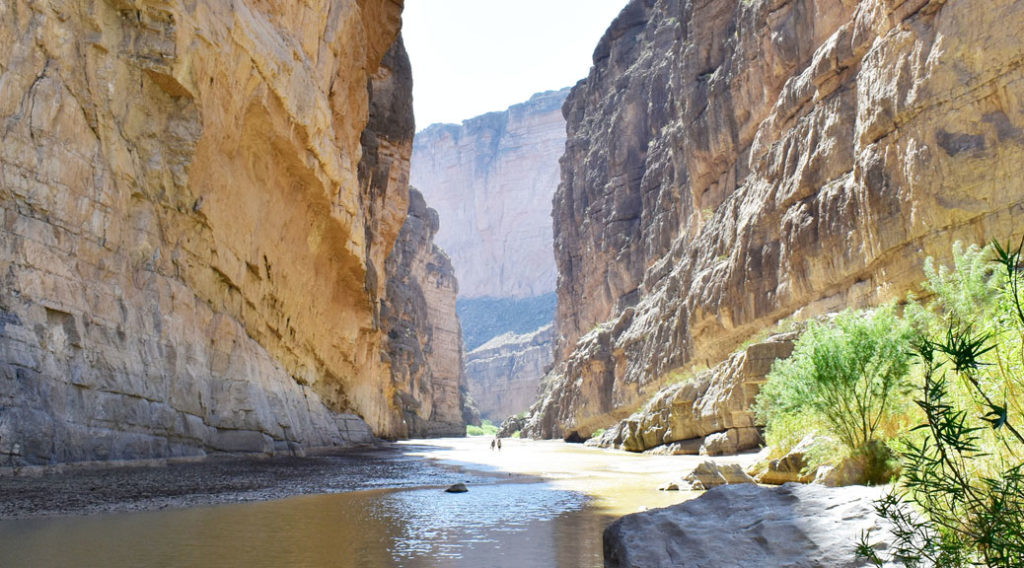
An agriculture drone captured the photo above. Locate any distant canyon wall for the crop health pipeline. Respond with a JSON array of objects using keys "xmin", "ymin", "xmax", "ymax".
[
  {"xmin": 527, "ymin": 0, "xmax": 1024, "ymax": 438},
  {"xmin": 0, "ymin": 0, "xmax": 464, "ymax": 465},
  {"xmin": 411, "ymin": 88, "xmax": 569, "ymax": 300},
  {"xmin": 464, "ymin": 324, "xmax": 553, "ymax": 421}
]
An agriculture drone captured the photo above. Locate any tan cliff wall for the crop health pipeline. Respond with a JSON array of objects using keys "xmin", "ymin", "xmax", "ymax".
[
  {"xmin": 0, "ymin": 0, "xmax": 464, "ymax": 465},
  {"xmin": 382, "ymin": 188, "xmax": 465, "ymax": 438},
  {"xmin": 527, "ymin": 0, "xmax": 1024, "ymax": 438},
  {"xmin": 361, "ymin": 37, "xmax": 467, "ymax": 438},
  {"xmin": 464, "ymin": 324, "xmax": 553, "ymax": 421},
  {"xmin": 410, "ymin": 88, "xmax": 569, "ymax": 300}
]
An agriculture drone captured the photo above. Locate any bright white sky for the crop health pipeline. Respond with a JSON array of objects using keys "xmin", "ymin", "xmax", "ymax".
[{"xmin": 402, "ymin": 0, "xmax": 629, "ymax": 130}]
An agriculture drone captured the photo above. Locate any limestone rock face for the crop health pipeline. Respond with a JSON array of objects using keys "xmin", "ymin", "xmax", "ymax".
[
  {"xmin": 536, "ymin": 0, "xmax": 1024, "ymax": 437},
  {"xmin": 382, "ymin": 188, "xmax": 466, "ymax": 438},
  {"xmin": 410, "ymin": 89, "xmax": 569, "ymax": 299},
  {"xmin": 604, "ymin": 483, "xmax": 898, "ymax": 568},
  {"xmin": 0, "ymin": 0, "xmax": 442, "ymax": 465},
  {"xmin": 574, "ymin": 336, "xmax": 793, "ymax": 448},
  {"xmin": 464, "ymin": 324, "xmax": 554, "ymax": 421}
]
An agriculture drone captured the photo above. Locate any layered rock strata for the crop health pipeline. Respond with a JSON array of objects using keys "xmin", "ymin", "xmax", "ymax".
[
  {"xmin": 464, "ymin": 324, "xmax": 554, "ymax": 421},
  {"xmin": 530, "ymin": 0, "xmax": 1024, "ymax": 438},
  {"xmin": 458, "ymin": 292, "xmax": 556, "ymax": 352},
  {"xmin": 382, "ymin": 188, "xmax": 465, "ymax": 437},
  {"xmin": 0, "ymin": 0, "xmax": 461, "ymax": 465},
  {"xmin": 411, "ymin": 88, "xmax": 569, "ymax": 299},
  {"xmin": 585, "ymin": 336, "xmax": 794, "ymax": 453}
]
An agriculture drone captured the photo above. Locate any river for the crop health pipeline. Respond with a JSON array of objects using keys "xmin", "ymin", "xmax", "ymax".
[{"xmin": 0, "ymin": 438, "xmax": 758, "ymax": 567}]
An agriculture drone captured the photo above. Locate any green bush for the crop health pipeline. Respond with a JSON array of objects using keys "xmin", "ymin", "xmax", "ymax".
[
  {"xmin": 859, "ymin": 241, "xmax": 1024, "ymax": 567},
  {"xmin": 466, "ymin": 419, "xmax": 499, "ymax": 437},
  {"xmin": 755, "ymin": 305, "xmax": 915, "ymax": 481}
]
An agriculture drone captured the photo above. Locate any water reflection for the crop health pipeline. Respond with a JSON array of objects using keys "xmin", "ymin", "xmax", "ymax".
[
  {"xmin": 369, "ymin": 483, "xmax": 598, "ymax": 566},
  {"xmin": 0, "ymin": 481, "xmax": 612, "ymax": 567}
]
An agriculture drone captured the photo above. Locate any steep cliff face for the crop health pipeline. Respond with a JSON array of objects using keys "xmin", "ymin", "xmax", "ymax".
[
  {"xmin": 0, "ymin": 0, "xmax": 462, "ymax": 465},
  {"xmin": 464, "ymin": 324, "xmax": 554, "ymax": 421},
  {"xmin": 382, "ymin": 188, "xmax": 465, "ymax": 438},
  {"xmin": 529, "ymin": 0, "xmax": 1024, "ymax": 438},
  {"xmin": 410, "ymin": 88, "xmax": 569, "ymax": 299}
]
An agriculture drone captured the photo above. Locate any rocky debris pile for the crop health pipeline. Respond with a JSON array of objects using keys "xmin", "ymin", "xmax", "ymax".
[
  {"xmin": 496, "ymin": 415, "xmax": 529, "ymax": 438},
  {"xmin": 605, "ymin": 483, "xmax": 898, "ymax": 568},
  {"xmin": 749, "ymin": 436, "xmax": 870, "ymax": 487},
  {"xmin": 585, "ymin": 336, "xmax": 794, "ymax": 453},
  {"xmin": 658, "ymin": 460, "xmax": 755, "ymax": 491}
]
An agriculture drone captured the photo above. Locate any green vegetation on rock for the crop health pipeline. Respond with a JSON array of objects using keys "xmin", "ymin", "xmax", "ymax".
[
  {"xmin": 755, "ymin": 305, "xmax": 915, "ymax": 483},
  {"xmin": 754, "ymin": 240, "xmax": 1024, "ymax": 565},
  {"xmin": 466, "ymin": 419, "xmax": 499, "ymax": 437},
  {"xmin": 857, "ymin": 241, "xmax": 1024, "ymax": 567}
]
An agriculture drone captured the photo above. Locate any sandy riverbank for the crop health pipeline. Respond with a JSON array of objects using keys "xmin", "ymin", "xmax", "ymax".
[
  {"xmin": 400, "ymin": 437, "xmax": 760, "ymax": 516},
  {"xmin": 0, "ymin": 437, "xmax": 759, "ymax": 520}
]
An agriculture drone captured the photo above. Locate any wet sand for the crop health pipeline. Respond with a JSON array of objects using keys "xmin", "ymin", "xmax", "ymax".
[
  {"xmin": 0, "ymin": 437, "xmax": 759, "ymax": 520},
  {"xmin": 400, "ymin": 438, "xmax": 760, "ymax": 516}
]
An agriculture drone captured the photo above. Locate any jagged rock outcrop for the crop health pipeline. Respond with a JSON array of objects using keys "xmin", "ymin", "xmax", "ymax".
[
  {"xmin": 583, "ymin": 335, "xmax": 794, "ymax": 452},
  {"xmin": 604, "ymin": 484, "xmax": 898, "ymax": 568},
  {"xmin": 464, "ymin": 324, "xmax": 554, "ymax": 421},
  {"xmin": 382, "ymin": 188, "xmax": 465, "ymax": 438},
  {"xmin": 530, "ymin": 0, "xmax": 1024, "ymax": 438},
  {"xmin": 410, "ymin": 88, "xmax": 569, "ymax": 299},
  {"xmin": 0, "ymin": 0, "xmax": 463, "ymax": 465}
]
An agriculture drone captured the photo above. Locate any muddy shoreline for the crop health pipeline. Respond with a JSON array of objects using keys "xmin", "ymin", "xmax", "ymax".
[
  {"xmin": 2, "ymin": 437, "xmax": 760, "ymax": 522},
  {"xmin": 0, "ymin": 442, "xmax": 509, "ymax": 520}
]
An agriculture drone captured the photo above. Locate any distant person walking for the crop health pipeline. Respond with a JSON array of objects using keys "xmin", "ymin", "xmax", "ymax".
[
  {"xmin": 496, "ymin": 438, "xmax": 502, "ymax": 451},
  {"xmin": 490, "ymin": 438, "xmax": 496, "ymax": 451}
]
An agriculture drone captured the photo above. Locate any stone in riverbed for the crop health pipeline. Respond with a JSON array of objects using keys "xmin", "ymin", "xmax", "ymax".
[
  {"xmin": 444, "ymin": 483, "xmax": 469, "ymax": 493},
  {"xmin": 605, "ymin": 484, "xmax": 897, "ymax": 568}
]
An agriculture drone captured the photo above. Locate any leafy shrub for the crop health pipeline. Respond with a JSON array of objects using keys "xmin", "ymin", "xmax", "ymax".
[
  {"xmin": 755, "ymin": 305, "xmax": 916, "ymax": 481},
  {"xmin": 466, "ymin": 419, "xmax": 499, "ymax": 437},
  {"xmin": 859, "ymin": 241, "xmax": 1024, "ymax": 567}
]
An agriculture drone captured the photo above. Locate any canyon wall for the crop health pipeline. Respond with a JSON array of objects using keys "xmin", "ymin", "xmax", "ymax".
[
  {"xmin": 527, "ymin": 0, "xmax": 1024, "ymax": 438},
  {"xmin": 411, "ymin": 90, "xmax": 569, "ymax": 426},
  {"xmin": 410, "ymin": 88, "xmax": 569, "ymax": 300},
  {"xmin": 382, "ymin": 188, "xmax": 465, "ymax": 437},
  {"xmin": 464, "ymin": 324, "xmax": 553, "ymax": 421},
  {"xmin": 0, "ymin": 0, "xmax": 463, "ymax": 465}
]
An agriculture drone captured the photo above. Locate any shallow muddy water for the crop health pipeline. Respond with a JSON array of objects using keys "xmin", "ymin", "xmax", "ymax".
[
  {"xmin": 0, "ymin": 438, "xmax": 758, "ymax": 567},
  {"xmin": 0, "ymin": 481, "xmax": 609, "ymax": 567}
]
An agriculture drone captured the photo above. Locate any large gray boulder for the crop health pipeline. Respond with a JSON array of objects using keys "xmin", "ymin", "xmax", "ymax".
[{"xmin": 605, "ymin": 483, "xmax": 897, "ymax": 568}]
